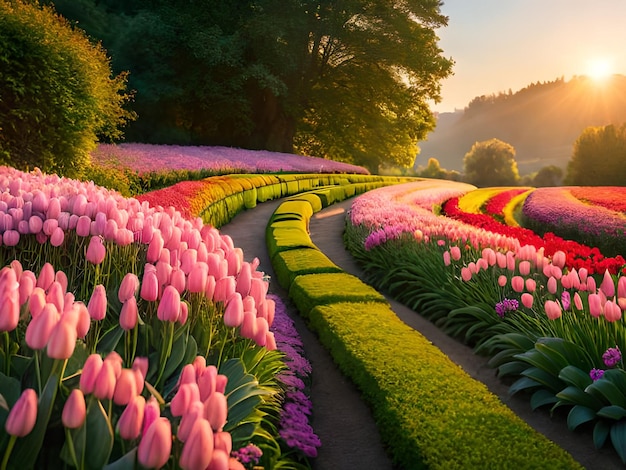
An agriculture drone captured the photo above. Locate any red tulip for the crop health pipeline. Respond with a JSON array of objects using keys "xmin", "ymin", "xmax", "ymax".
[
  {"xmin": 138, "ymin": 417, "xmax": 172, "ymax": 469},
  {"xmin": 87, "ymin": 284, "xmax": 107, "ymax": 321},
  {"xmin": 179, "ymin": 418, "xmax": 214, "ymax": 470},
  {"xmin": 5, "ymin": 389, "xmax": 38, "ymax": 437},
  {"xmin": 62, "ymin": 389, "xmax": 86, "ymax": 429},
  {"xmin": 117, "ymin": 395, "xmax": 145, "ymax": 440}
]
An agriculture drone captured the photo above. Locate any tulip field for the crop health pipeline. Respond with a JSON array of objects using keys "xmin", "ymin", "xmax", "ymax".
[{"xmin": 2, "ymin": 142, "xmax": 626, "ymax": 468}]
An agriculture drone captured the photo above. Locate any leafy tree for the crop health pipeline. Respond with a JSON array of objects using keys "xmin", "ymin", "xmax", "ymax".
[
  {"xmin": 463, "ymin": 138, "xmax": 520, "ymax": 187},
  {"xmin": 565, "ymin": 124, "xmax": 626, "ymax": 185},
  {"xmin": 50, "ymin": 0, "xmax": 453, "ymax": 172},
  {"xmin": 0, "ymin": 0, "xmax": 134, "ymax": 178},
  {"xmin": 532, "ymin": 165, "xmax": 563, "ymax": 187}
]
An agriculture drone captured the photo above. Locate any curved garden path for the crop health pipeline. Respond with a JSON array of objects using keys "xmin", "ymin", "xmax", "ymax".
[{"xmin": 219, "ymin": 197, "xmax": 624, "ymax": 469}]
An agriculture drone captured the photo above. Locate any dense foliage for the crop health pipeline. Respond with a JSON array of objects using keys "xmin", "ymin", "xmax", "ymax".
[
  {"xmin": 566, "ymin": 123, "xmax": 626, "ymax": 186},
  {"xmin": 463, "ymin": 138, "xmax": 520, "ymax": 187},
  {"xmin": 0, "ymin": 0, "xmax": 134, "ymax": 178},
  {"xmin": 46, "ymin": 0, "xmax": 453, "ymax": 172}
]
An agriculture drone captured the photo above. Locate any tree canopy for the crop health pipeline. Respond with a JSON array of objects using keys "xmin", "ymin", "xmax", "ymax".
[
  {"xmin": 0, "ymin": 0, "xmax": 134, "ymax": 178},
  {"xmin": 566, "ymin": 124, "xmax": 626, "ymax": 186},
  {"xmin": 47, "ymin": 0, "xmax": 453, "ymax": 172},
  {"xmin": 463, "ymin": 138, "xmax": 520, "ymax": 187}
]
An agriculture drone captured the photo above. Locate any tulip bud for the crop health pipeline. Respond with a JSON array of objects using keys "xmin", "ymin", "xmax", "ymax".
[
  {"xmin": 80, "ymin": 354, "xmax": 104, "ymax": 394},
  {"xmin": 118, "ymin": 273, "xmax": 140, "ymax": 303},
  {"xmin": 87, "ymin": 285, "xmax": 107, "ymax": 321},
  {"xmin": 207, "ymin": 449, "xmax": 229, "ymax": 470},
  {"xmin": 544, "ymin": 300, "xmax": 562, "ymax": 320},
  {"xmin": 93, "ymin": 360, "xmax": 117, "ymax": 401},
  {"xmin": 47, "ymin": 317, "xmax": 78, "ymax": 359},
  {"xmin": 157, "ymin": 285, "xmax": 180, "ymax": 322},
  {"xmin": 600, "ymin": 270, "xmax": 616, "ymax": 298},
  {"xmin": 171, "ymin": 383, "xmax": 200, "ymax": 417},
  {"xmin": 86, "ymin": 236, "xmax": 106, "ymax": 265},
  {"xmin": 140, "ymin": 268, "xmax": 159, "ymax": 302},
  {"xmin": 113, "ymin": 369, "xmax": 138, "ymax": 406},
  {"xmin": 223, "ymin": 293, "xmax": 244, "ymax": 328},
  {"xmin": 511, "ymin": 276, "xmax": 524, "ymax": 293},
  {"xmin": 204, "ymin": 391, "xmax": 228, "ymax": 432},
  {"xmin": 5, "ymin": 389, "xmax": 38, "ymax": 437},
  {"xmin": 119, "ymin": 297, "xmax": 138, "ymax": 331},
  {"xmin": 138, "ymin": 418, "xmax": 172, "ymax": 469},
  {"xmin": 142, "ymin": 396, "xmax": 161, "ymax": 437},
  {"xmin": 521, "ymin": 293, "xmax": 534, "ymax": 309},
  {"xmin": 25, "ymin": 303, "xmax": 60, "ymax": 350},
  {"xmin": 62, "ymin": 389, "xmax": 86, "ymax": 429},
  {"xmin": 117, "ymin": 395, "xmax": 145, "ymax": 440},
  {"xmin": 179, "ymin": 418, "xmax": 214, "ymax": 470}
]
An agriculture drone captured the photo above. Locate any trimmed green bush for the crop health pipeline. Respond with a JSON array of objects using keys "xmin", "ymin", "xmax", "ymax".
[
  {"xmin": 307, "ymin": 301, "xmax": 581, "ymax": 470},
  {"xmin": 272, "ymin": 248, "xmax": 343, "ymax": 290},
  {"xmin": 266, "ymin": 225, "xmax": 317, "ymax": 260},
  {"xmin": 0, "ymin": 1, "xmax": 134, "ymax": 177},
  {"xmin": 288, "ymin": 273, "xmax": 386, "ymax": 317},
  {"xmin": 287, "ymin": 193, "xmax": 323, "ymax": 213}
]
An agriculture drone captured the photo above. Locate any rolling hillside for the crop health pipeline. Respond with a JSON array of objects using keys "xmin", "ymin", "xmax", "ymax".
[{"xmin": 417, "ymin": 74, "xmax": 626, "ymax": 175}]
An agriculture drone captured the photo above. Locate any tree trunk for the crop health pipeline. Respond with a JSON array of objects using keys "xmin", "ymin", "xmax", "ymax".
[{"xmin": 251, "ymin": 89, "xmax": 296, "ymax": 154}]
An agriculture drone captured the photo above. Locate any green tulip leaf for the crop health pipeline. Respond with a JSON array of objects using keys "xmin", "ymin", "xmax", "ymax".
[
  {"xmin": 84, "ymin": 399, "xmax": 114, "ymax": 469},
  {"xmin": 530, "ymin": 388, "xmax": 558, "ymax": 410},
  {"xmin": 597, "ymin": 405, "xmax": 626, "ymax": 421},
  {"xmin": 593, "ymin": 419, "xmax": 610, "ymax": 449},
  {"xmin": 97, "ymin": 325, "xmax": 125, "ymax": 355},
  {"xmin": 585, "ymin": 378, "xmax": 626, "ymax": 408},
  {"xmin": 508, "ymin": 376, "xmax": 541, "ymax": 396},
  {"xmin": 103, "ymin": 448, "xmax": 137, "ymax": 470},
  {"xmin": 610, "ymin": 420, "xmax": 626, "ymax": 463},
  {"xmin": 556, "ymin": 385, "xmax": 603, "ymax": 410},
  {"xmin": 558, "ymin": 365, "xmax": 593, "ymax": 389},
  {"xmin": 566, "ymin": 405, "xmax": 597, "ymax": 431}
]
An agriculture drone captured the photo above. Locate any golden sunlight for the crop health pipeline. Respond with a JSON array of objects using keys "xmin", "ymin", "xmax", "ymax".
[{"xmin": 586, "ymin": 57, "xmax": 613, "ymax": 81}]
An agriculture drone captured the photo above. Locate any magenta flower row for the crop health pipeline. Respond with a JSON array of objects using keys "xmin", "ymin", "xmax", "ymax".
[{"xmin": 93, "ymin": 143, "xmax": 369, "ymax": 175}]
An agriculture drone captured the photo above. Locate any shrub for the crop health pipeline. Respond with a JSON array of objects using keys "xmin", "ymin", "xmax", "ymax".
[{"xmin": 0, "ymin": 1, "xmax": 134, "ymax": 178}]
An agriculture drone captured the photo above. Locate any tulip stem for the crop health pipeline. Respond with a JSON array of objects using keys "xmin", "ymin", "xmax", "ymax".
[
  {"xmin": 64, "ymin": 428, "xmax": 80, "ymax": 470},
  {"xmin": 1, "ymin": 435, "xmax": 17, "ymax": 470},
  {"xmin": 155, "ymin": 322, "xmax": 174, "ymax": 388},
  {"xmin": 3, "ymin": 331, "xmax": 10, "ymax": 377}
]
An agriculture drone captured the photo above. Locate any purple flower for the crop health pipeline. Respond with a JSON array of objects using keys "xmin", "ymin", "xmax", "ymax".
[
  {"xmin": 603, "ymin": 347, "xmax": 622, "ymax": 368},
  {"xmin": 231, "ymin": 443, "xmax": 263, "ymax": 465},
  {"xmin": 495, "ymin": 298, "xmax": 519, "ymax": 318},
  {"xmin": 590, "ymin": 368, "xmax": 605, "ymax": 381},
  {"xmin": 561, "ymin": 291, "xmax": 571, "ymax": 310}
]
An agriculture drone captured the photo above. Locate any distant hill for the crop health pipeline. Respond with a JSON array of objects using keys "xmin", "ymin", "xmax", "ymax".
[{"xmin": 416, "ymin": 74, "xmax": 626, "ymax": 175}]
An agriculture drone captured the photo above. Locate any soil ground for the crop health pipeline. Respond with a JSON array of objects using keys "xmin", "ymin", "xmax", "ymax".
[{"xmin": 219, "ymin": 197, "xmax": 624, "ymax": 470}]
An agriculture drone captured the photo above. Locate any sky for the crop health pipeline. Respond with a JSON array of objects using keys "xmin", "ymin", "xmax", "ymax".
[{"xmin": 431, "ymin": 0, "xmax": 626, "ymax": 113}]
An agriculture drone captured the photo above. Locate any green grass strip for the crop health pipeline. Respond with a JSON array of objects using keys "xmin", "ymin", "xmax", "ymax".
[{"xmin": 307, "ymin": 301, "xmax": 582, "ymax": 470}]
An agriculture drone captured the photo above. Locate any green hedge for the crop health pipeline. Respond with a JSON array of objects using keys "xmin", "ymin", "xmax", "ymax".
[{"xmin": 265, "ymin": 189, "xmax": 581, "ymax": 469}]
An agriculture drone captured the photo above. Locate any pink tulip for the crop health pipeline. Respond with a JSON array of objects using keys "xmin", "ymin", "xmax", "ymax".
[
  {"xmin": 573, "ymin": 292, "xmax": 584, "ymax": 311},
  {"xmin": 180, "ymin": 249, "xmax": 198, "ymax": 275},
  {"xmin": 29, "ymin": 287, "xmax": 47, "ymax": 317},
  {"xmin": 224, "ymin": 293, "xmax": 244, "ymax": 328},
  {"xmin": 140, "ymin": 268, "xmax": 159, "ymax": 302},
  {"xmin": 587, "ymin": 277, "xmax": 597, "ymax": 294},
  {"xmin": 450, "ymin": 246, "xmax": 461, "ymax": 261},
  {"xmin": 207, "ymin": 450, "xmax": 229, "ymax": 470},
  {"xmin": 604, "ymin": 300, "xmax": 622, "ymax": 322},
  {"xmin": 214, "ymin": 277, "xmax": 236, "ymax": 303},
  {"xmin": 171, "ymin": 383, "xmax": 201, "ymax": 417},
  {"xmin": 37, "ymin": 262, "xmax": 55, "ymax": 291},
  {"xmin": 588, "ymin": 294, "xmax": 603, "ymax": 318},
  {"xmin": 188, "ymin": 262, "xmax": 208, "ymax": 293},
  {"xmin": 118, "ymin": 273, "xmax": 140, "ymax": 303},
  {"xmin": 25, "ymin": 303, "xmax": 60, "ymax": 350},
  {"xmin": 198, "ymin": 366, "xmax": 218, "ymax": 402},
  {"xmin": 62, "ymin": 389, "xmax": 86, "ymax": 429},
  {"xmin": 28, "ymin": 215, "xmax": 43, "ymax": 234},
  {"xmin": 76, "ymin": 215, "xmax": 92, "ymax": 237},
  {"xmin": 525, "ymin": 278, "xmax": 536, "ymax": 293},
  {"xmin": 561, "ymin": 291, "xmax": 571, "ymax": 310},
  {"xmin": 204, "ymin": 391, "xmax": 228, "ymax": 432},
  {"xmin": 235, "ymin": 262, "xmax": 252, "ymax": 297},
  {"xmin": 600, "ymin": 270, "xmax": 615, "ymax": 298},
  {"xmin": 105, "ymin": 351, "xmax": 123, "ymax": 378},
  {"xmin": 177, "ymin": 401, "xmax": 204, "ymax": 443},
  {"xmin": 215, "ymin": 375, "xmax": 227, "ymax": 395},
  {"xmin": 18, "ymin": 270, "xmax": 35, "ymax": 306},
  {"xmin": 138, "ymin": 418, "xmax": 172, "ymax": 469},
  {"xmin": 265, "ymin": 331, "xmax": 277, "ymax": 351},
  {"xmin": 86, "ymin": 236, "xmax": 106, "ymax": 265},
  {"xmin": 443, "ymin": 251, "xmax": 451, "ymax": 266},
  {"xmin": 618, "ymin": 276, "xmax": 626, "ymax": 299},
  {"xmin": 497, "ymin": 275, "xmax": 507, "ymax": 287},
  {"xmin": 0, "ymin": 268, "xmax": 19, "ymax": 332},
  {"xmin": 552, "ymin": 250, "xmax": 566, "ymax": 269},
  {"xmin": 544, "ymin": 300, "xmax": 562, "ymax": 320},
  {"xmin": 93, "ymin": 360, "xmax": 117, "ymax": 400},
  {"xmin": 113, "ymin": 369, "xmax": 138, "ymax": 406},
  {"xmin": 506, "ymin": 252, "xmax": 516, "ymax": 271},
  {"xmin": 147, "ymin": 232, "xmax": 164, "ymax": 264},
  {"xmin": 170, "ymin": 268, "xmax": 187, "ymax": 294},
  {"xmin": 460, "ymin": 267, "xmax": 472, "ymax": 282},
  {"xmin": 74, "ymin": 302, "xmax": 91, "ymax": 338},
  {"xmin": 213, "ymin": 431, "xmax": 232, "ymax": 455},
  {"xmin": 254, "ymin": 317, "xmax": 269, "ymax": 347},
  {"xmin": 518, "ymin": 261, "xmax": 531, "ymax": 276},
  {"xmin": 46, "ymin": 281, "xmax": 65, "ymax": 312},
  {"xmin": 80, "ymin": 354, "xmax": 104, "ymax": 394},
  {"xmin": 240, "ymin": 311, "xmax": 257, "ymax": 340},
  {"xmin": 205, "ymin": 275, "xmax": 216, "ymax": 300},
  {"xmin": 227, "ymin": 457, "xmax": 246, "ymax": 470},
  {"xmin": 5, "ymin": 389, "xmax": 37, "ymax": 437},
  {"xmin": 117, "ymin": 395, "xmax": 145, "ymax": 440},
  {"xmin": 511, "ymin": 276, "xmax": 524, "ymax": 293},
  {"xmin": 547, "ymin": 276, "xmax": 558, "ymax": 295},
  {"xmin": 50, "ymin": 227, "xmax": 65, "ymax": 247},
  {"xmin": 87, "ymin": 285, "xmax": 107, "ymax": 321},
  {"xmin": 157, "ymin": 285, "xmax": 181, "ymax": 322},
  {"xmin": 47, "ymin": 317, "xmax": 78, "ymax": 359},
  {"xmin": 179, "ymin": 301, "xmax": 189, "ymax": 325},
  {"xmin": 142, "ymin": 396, "xmax": 161, "ymax": 437},
  {"xmin": 119, "ymin": 297, "xmax": 139, "ymax": 331},
  {"xmin": 179, "ymin": 418, "xmax": 214, "ymax": 470},
  {"xmin": 133, "ymin": 356, "xmax": 149, "ymax": 380},
  {"xmin": 3, "ymin": 229, "xmax": 20, "ymax": 246},
  {"xmin": 521, "ymin": 293, "xmax": 534, "ymax": 309}
]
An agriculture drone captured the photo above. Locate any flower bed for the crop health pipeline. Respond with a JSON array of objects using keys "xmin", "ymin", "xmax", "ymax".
[
  {"xmin": 345, "ymin": 180, "xmax": 626, "ymax": 462},
  {"xmin": 0, "ymin": 166, "xmax": 316, "ymax": 468}
]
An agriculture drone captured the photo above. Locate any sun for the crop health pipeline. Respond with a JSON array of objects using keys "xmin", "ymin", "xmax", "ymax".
[{"xmin": 586, "ymin": 57, "xmax": 613, "ymax": 81}]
